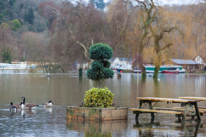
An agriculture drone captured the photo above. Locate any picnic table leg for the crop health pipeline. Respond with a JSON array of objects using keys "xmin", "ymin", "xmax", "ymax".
[
  {"xmin": 194, "ymin": 121, "xmax": 201, "ymax": 137},
  {"xmin": 148, "ymin": 101, "xmax": 155, "ymax": 121},
  {"xmin": 194, "ymin": 102, "xmax": 201, "ymax": 121},
  {"xmin": 135, "ymin": 112, "xmax": 139, "ymax": 122},
  {"xmin": 134, "ymin": 100, "xmax": 142, "ymax": 122},
  {"xmin": 138, "ymin": 100, "xmax": 142, "ymax": 109}
]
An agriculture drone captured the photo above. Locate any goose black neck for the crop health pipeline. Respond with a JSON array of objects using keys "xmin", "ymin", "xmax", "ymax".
[{"xmin": 23, "ymin": 98, "xmax": 25, "ymax": 105}]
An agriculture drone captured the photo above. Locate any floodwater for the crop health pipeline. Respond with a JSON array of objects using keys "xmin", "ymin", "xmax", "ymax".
[{"xmin": 0, "ymin": 72, "xmax": 206, "ymax": 136}]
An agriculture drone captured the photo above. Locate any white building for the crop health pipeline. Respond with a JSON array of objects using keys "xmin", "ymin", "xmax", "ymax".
[
  {"xmin": 110, "ymin": 57, "xmax": 132, "ymax": 70},
  {"xmin": 193, "ymin": 55, "xmax": 205, "ymax": 64}
]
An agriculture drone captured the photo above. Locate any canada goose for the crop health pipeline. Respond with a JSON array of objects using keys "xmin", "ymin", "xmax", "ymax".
[
  {"xmin": 21, "ymin": 97, "xmax": 39, "ymax": 110},
  {"xmin": 10, "ymin": 102, "xmax": 22, "ymax": 110},
  {"xmin": 43, "ymin": 101, "xmax": 53, "ymax": 107}
]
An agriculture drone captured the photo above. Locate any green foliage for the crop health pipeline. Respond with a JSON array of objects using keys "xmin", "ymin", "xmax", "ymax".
[
  {"xmin": 0, "ymin": 22, "xmax": 10, "ymax": 30},
  {"xmin": 101, "ymin": 68, "xmax": 114, "ymax": 79},
  {"xmin": 0, "ymin": 2, "xmax": 6, "ymax": 12},
  {"xmin": 87, "ymin": 43, "xmax": 114, "ymax": 88},
  {"xmin": 0, "ymin": 14, "xmax": 3, "ymax": 21},
  {"xmin": 10, "ymin": 19, "xmax": 21, "ymax": 31},
  {"xmin": 2, "ymin": 46, "xmax": 12, "ymax": 63},
  {"xmin": 24, "ymin": 8, "xmax": 34, "ymax": 25},
  {"xmin": 102, "ymin": 60, "xmax": 111, "ymax": 68},
  {"xmin": 8, "ymin": 0, "xmax": 16, "ymax": 7},
  {"xmin": 91, "ymin": 61, "xmax": 103, "ymax": 71},
  {"xmin": 89, "ymin": 43, "xmax": 113, "ymax": 61},
  {"xmin": 84, "ymin": 87, "xmax": 114, "ymax": 107},
  {"xmin": 3, "ymin": 9, "xmax": 13, "ymax": 20}
]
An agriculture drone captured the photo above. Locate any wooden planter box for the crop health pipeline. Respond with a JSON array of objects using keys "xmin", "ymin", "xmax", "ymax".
[{"xmin": 67, "ymin": 106, "xmax": 128, "ymax": 121}]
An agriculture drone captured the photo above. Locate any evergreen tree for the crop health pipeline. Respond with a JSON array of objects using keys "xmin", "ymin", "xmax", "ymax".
[
  {"xmin": 2, "ymin": 45, "xmax": 12, "ymax": 63},
  {"xmin": 24, "ymin": 8, "xmax": 34, "ymax": 25}
]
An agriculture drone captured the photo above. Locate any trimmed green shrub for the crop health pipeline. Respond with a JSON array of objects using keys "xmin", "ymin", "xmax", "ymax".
[
  {"xmin": 84, "ymin": 87, "xmax": 114, "ymax": 107},
  {"xmin": 86, "ymin": 43, "xmax": 114, "ymax": 88}
]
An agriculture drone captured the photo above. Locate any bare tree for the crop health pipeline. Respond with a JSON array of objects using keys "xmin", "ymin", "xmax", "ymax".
[
  {"xmin": 38, "ymin": 1, "xmax": 107, "ymax": 65},
  {"xmin": 135, "ymin": 0, "xmax": 183, "ymax": 78}
]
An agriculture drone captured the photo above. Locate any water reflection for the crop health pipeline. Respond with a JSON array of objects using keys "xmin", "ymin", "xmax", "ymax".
[
  {"xmin": 133, "ymin": 119, "xmax": 202, "ymax": 137},
  {"xmin": 66, "ymin": 120, "xmax": 127, "ymax": 137},
  {"xmin": 44, "ymin": 107, "xmax": 52, "ymax": 113},
  {"xmin": 21, "ymin": 110, "xmax": 37, "ymax": 118}
]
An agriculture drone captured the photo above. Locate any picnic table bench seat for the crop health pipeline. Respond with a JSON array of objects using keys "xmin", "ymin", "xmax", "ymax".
[{"xmin": 130, "ymin": 108, "xmax": 184, "ymax": 114}]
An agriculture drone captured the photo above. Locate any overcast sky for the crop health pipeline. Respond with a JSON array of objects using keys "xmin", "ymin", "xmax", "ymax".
[{"xmin": 90, "ymin": 0, "xmax": 202, "ymax": 6}]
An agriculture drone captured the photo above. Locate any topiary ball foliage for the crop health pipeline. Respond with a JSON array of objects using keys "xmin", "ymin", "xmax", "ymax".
[
  {"xmin": 91, "ymin": 61, "xmax": 103, "ymax": 71},
  {"xmin": 102, "ymin": 60, "xmax": 111, "ymax": 68},
  {"xmin": 89, "ymin": 43, "xmax": 113, "ymax": 61},
  {"xmin": 84, "ymin": 87, "xmax": 114, "ymax": 107},
  {"xmin": 101, "ymin": 68, "xmax": 114, "ymax": 79},
  {"xmin": 87, "ymin": 68, "xmax": 104, "ymax": 80}
]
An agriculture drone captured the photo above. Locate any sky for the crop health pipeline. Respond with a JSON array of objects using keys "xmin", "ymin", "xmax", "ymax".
[{"xmin": 87, "ymin": 0, "xmax": 202, "ymax": 6}]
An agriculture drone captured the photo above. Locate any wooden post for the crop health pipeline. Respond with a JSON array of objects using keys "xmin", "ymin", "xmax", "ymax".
[{"xmin": 79, "ymin": 68, "xmax": 82, "ymax": 77}]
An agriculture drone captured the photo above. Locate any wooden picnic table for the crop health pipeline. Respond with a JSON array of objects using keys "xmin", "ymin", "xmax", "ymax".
[{"xmin": 130, "ymin": 97, "xmax": 201, "ymax": 122}]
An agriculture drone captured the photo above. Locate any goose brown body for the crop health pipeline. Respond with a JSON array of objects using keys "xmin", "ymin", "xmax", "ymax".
[{"xmin": 21, "ymin": 97, "xmax": 39, "ymax": 110}]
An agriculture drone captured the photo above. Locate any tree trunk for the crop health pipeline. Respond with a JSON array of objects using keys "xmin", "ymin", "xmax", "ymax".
[
  {"xmin": 139, "ymin": 43, "xmax": 146, "ymax": 78},
  {"xmin": 139, "ymin": 57, "xmax": 146, "ymax": 78},
  {"xmin": 153, "ymin": 65, "xmax": 160, "ymax": 79},
  {"xmin": 153, "ymin": 53, "xmax": 161, "ymax": 79},
  {"xmin": 153, "ymin": 41, "xmax": 161, "ymax": 79}
]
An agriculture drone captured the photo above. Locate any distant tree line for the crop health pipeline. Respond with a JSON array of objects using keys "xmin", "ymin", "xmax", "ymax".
[{"xmin": 0, "ymin": 0, "xmax": 205, "ymax": 74}]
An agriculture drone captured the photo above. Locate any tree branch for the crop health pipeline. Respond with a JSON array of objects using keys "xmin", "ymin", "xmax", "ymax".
[
  {"xmin": 160, "ymin": 43, "xmax": 173, "ymax": 52},
  {"xmin": 143, "ymin": 35, "xmax": 152, "ymax": 46},
  {"xmin": 47, "ymin": 5, "xmax": 90, "ymax": 61}
]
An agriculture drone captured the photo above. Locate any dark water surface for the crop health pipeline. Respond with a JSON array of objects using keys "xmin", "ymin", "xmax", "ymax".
[{"xmin": 0, "ymin": 73, "xmax": 206, "ymax": 136}]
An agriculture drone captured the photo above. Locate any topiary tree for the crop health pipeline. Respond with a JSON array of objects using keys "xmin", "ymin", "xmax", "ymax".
[{"xmin": 86, "ymin": 43, "xmax": 114, "ymax": 88}]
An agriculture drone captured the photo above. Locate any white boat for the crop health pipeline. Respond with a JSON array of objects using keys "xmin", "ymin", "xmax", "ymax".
[
  {"xmin": 133, "ymin": 69, "xmax": 141, "ymax": 73},
  {"xmin": 145, "ymin": 65, "xmax": 185, "ymax": 73}
]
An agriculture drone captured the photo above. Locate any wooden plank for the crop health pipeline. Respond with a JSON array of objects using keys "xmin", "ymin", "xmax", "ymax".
[
  {"xmin": 198, "ymin": 106, "xmax": 206, "ymax": 109},
  {"xmin": 136, "ymin": 97, "xmax": 199, "ymax": 103},
  {"xmin": 178, "ymin": 97, "xmax": 206, "ymax": 101},
  {"xmin": 130, "ymin": 108, "xmax": 183, "ymax": 115},
  {"xmin": 172, "ymin": 107, "xmax": 205, "ymax": 113}
]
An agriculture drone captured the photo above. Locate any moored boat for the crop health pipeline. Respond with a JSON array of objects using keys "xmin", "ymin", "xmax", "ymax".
[
  {"xmin": 162, "ymin": 67, "xmax": 179, "ymax": 73},
  {"xmin": 145, "ymin": 65, "xmax": 185, "ymax": 73}
]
